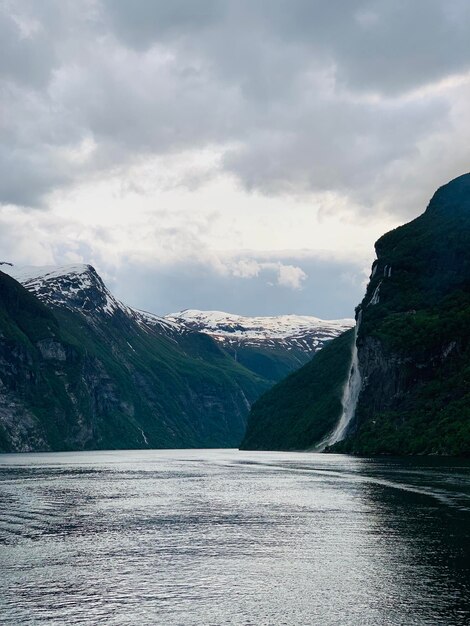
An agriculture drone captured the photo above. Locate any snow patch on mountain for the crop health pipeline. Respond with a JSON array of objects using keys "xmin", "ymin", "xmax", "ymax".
[
  {"xmin": 166, "ymin": 309, "xmax": 354, "ymax": 352},
  {"xmin": 6, "ymin": 264, "xmax": 92, "ymax": 285},
  {"xmin": 5, "ymin": 264, "xmax": 128, "ymax": 316}
]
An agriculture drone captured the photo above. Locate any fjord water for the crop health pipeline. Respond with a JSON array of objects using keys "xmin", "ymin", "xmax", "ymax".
[{"xmin": 1, "ymin": 450, "xmax": 469, "ymax": 625}]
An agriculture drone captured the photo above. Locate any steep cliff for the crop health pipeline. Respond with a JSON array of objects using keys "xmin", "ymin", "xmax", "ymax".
[
  {"xmin": 335, "ymin": 173, "xmax": 470, "ymax": 455},
  {"xmin": 242, "ymin": 174, "xmax": 470, "ymax": 456}
]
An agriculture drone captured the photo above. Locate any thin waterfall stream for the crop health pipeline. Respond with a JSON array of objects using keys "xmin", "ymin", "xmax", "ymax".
[{"xmin": 318, "ymin": 309, "xmax": 362, "ymax": 450}]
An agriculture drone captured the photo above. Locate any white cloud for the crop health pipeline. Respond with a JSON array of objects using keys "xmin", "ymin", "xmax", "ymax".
[
  {"xmin": 231, "ymin": 259, "xmax": 261, "ymax": 279},
  {"xmin": 276, "ymin": 264, "xmax": 307, "ymax": 290},
  {"xmin": 226, "ymin": 258, "xmax": 307, "ymax": 290}
]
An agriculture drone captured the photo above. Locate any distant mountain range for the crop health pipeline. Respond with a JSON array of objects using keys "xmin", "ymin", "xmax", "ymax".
[
  {"xmin": 166, "ymin": 309, "xmax": 353, "ymax": 382},
  {"xmin": 242, "ymin": 173, "xmax": 470, "ymax": 456},
  {"xmin": 0, "ymin": 264, "xmax": 351, "ymax": 452}
]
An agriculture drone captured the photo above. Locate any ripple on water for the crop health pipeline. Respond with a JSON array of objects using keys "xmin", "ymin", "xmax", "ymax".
[{"xmin": 0, "ymin": 449, "xmax": 469, "ymax": 625}]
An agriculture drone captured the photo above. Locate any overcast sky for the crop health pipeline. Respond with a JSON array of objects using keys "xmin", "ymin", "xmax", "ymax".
[{"xmin": 1, "ymin": 0, "xmax": 469, "ymax": 317}]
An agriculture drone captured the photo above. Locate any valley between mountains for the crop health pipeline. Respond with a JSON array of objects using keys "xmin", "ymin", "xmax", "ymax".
[
  {"xmin": 1, "ymin": 173, "xmax": 469, "ymax": 456},
  {"xmin": 0, "ymin": 264, "xmax": 351, "ymax": 452}
]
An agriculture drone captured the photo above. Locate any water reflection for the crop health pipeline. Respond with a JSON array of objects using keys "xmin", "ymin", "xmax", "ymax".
[
  {"xmin": 0, "ymin": 450, "xmax": 469, "ymax": 625},
  {"xmin": 358, "ymin": 461, "xmax": 470, "ymax": 625}
]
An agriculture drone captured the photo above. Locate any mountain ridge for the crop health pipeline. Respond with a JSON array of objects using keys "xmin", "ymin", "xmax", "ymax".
[
  {"xmin": 4, "ymin": 264, "xmax": 352, "ymax": 385},
  {"xmin": 166, "ymin": 308, "xmax": 353, "ymax": 380}
]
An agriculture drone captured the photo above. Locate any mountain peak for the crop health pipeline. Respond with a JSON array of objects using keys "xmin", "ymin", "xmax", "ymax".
[
  {"xmin": 425, "ymin": 172, "xmax": 470, "ymax": 218},
  {"xmin": 3, "ymin": 264, "xmax": 183, "ymax": 337},
  {"xmin": 2, "ymin": 263, "xmax": 121, "ymax": 317},
  {"xmin": 5, "ymin": 263, "xmax": 95, "ymax": 283}
]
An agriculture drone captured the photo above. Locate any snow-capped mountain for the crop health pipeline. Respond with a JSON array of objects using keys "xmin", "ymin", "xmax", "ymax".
[
  {"xmin": 5, "ymin": 265, "xmax": 354, "ymax": 356},
  {"xmin": 0, "ymin": 264, "xmax": 272, "ymax": 452},
  {"xmin": 6, "ymin": 264, "xmax": 125, "ymax": 315},
  {"xmin": 4, "ymin": 264, "xmax": 179, "ymax": 334},
  {"xmin": 0, "ymin": 262, "xmax": 355, "ymax": 452},
  {"xmin": 166, "ymin": 309, "xmax": 354, "ymax": 355},
  {"xmin": 4, "ymin": 263, "xmax": 353, "ymax": 384}
]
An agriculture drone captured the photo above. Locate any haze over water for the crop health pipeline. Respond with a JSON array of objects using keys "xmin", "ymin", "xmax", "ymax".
[{"xmin": 1, "ymin": 450, "xmax": 469, "ymax": 625}]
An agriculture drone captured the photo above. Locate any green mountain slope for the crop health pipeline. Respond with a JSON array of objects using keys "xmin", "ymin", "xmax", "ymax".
[
  {"xmin": 241, "ymin": 329, "xmax": 354, "ymax": 450},
  {"xmin": 0, "ymin": 269, "xmax": 270, "ymax": 452},
  {"xmin": 241, "ymin": 173, "xmax": 470, "ymax": 456}
]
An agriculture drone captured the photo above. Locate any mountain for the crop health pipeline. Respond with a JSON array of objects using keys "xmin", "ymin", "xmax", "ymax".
[
  {"xmin": 242, "ymin": 173, "xmax": 470, "ymax": 456},
  {"xmin": 0, "ymin": 270, "xmax": 62, "ymax": 451},
  {"xmin": 240, "ymin": 329, "xmax": 355, "ymax": 451},
  {"xmin": 0, "ymin": 265, "xmax": 267, "ymax": 451},
  {"xmin": 166, "ymin": 309, "xmax": 353, "ymax": 382},
  {"xmin": 6, "ymin": 264, "xmax": 179, "ymax": 335},
  {"xmin": 0, "ymin": 264, "xmax": 348, "ymax": 452}
]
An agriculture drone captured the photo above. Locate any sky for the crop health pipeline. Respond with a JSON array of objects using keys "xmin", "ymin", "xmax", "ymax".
[{"xmin": 1, "ymin": 0, "xmax": 469, "ymax": 318}]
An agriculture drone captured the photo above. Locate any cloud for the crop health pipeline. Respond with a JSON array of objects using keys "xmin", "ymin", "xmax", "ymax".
[
  {"xmin": 112, "ymin": 252, "xmax": 363, "ymax": 318},
  {"xmin": 0, "ymin": 0, "xmax": 469, "ymax": 215},
  {"xmin": 103, "ymin": 0, "xmax": 470, "ymax": 96},
  {"xmin": 229, "ymin": 258, "xmax": 306, "ymax": 289},
  {"xmin": 1, "ymin": 1, "xmax": 470, "ymax": 317},
  {"xmin": 276, "ymin": 264, "xmax": 307, "ymax": 290},
  {"xmin": 231, "ymin": 259, "xmax": 261, "ymax": 279}
]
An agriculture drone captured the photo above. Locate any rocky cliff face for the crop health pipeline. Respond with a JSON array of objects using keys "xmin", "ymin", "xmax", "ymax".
[
  {"xmin": 242, "ymin": 173, "xmax": 470, "ymax": 456},
  {"xmin": 335, "ymin": 174, "xmax": 470, "ymax": 455}
]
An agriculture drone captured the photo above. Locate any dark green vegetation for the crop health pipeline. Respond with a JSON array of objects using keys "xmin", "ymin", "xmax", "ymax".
[
  {"xmin": 243, "ymin": 173, "xmax": 470, "ymax": 456},
  {"xmin": 217, "ymin": 342, "xmax": 311, "ymax": 383},
  {"xmin": 0, "ymin": 269, "xmax": 273, "ymax": 452},
  {"xmin": 241, "ymin": 329, "xmax": 354, "ymax": 450}
]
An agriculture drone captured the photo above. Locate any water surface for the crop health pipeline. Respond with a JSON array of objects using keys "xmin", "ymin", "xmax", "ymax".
[{"xmin": 1, "ymin": 449, "xmax": 469, "ymax": 625}]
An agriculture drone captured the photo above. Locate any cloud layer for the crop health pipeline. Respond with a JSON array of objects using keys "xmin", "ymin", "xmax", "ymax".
[
  {"xmin": 2, "ymin": 1, "xmax": 470, "ymax": 209},
  {"xmin": 1, "ymin": 1, "xmax": 469, "ymax": 315}
]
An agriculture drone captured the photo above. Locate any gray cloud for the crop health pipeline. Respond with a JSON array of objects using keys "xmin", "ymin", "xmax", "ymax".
[
  {"xmin": 103, "ymin": 1, "xmax": 470, "ymax": 95},
  {"xmin": 103, "ymin": 0, "xmax": 224, "ymax": 48},
  {"xmin": 0, "ymin": 9, "xmax": 55, "ymax": 88},
  {"xmin": 0, "ymin": 0, "xmax": 469, "ymax": 214}
]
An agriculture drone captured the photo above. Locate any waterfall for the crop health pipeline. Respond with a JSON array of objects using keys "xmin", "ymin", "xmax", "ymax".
[{"xmin": 316, "ymin": 310, "xmax": 362, "ymax": 451}]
